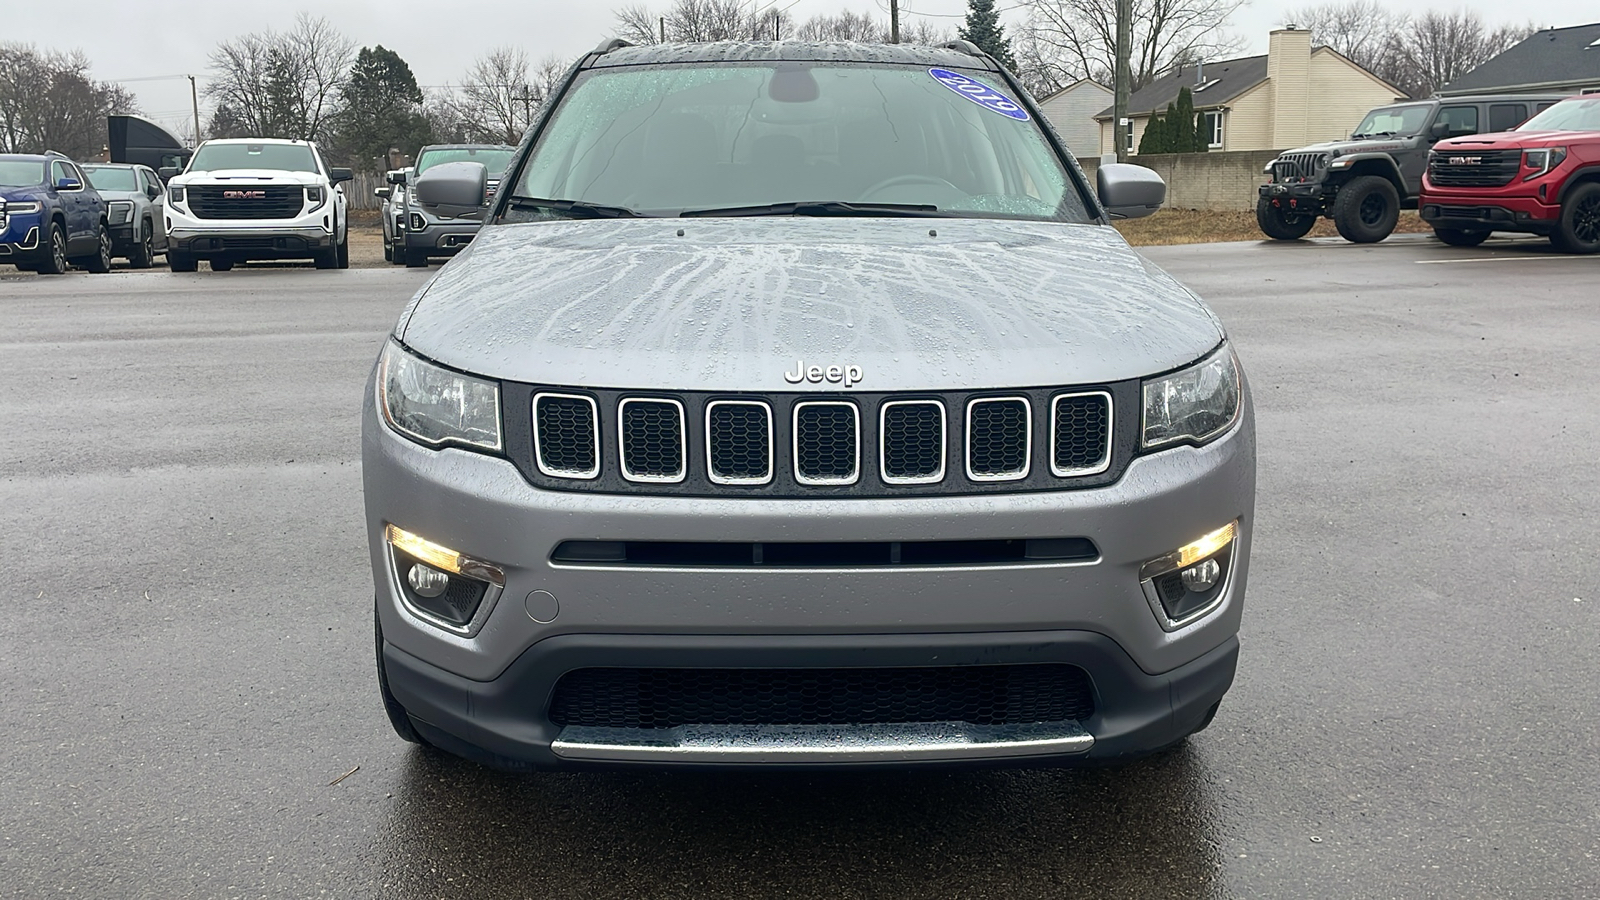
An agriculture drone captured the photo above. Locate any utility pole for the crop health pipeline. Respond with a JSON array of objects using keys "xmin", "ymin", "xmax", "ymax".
[
  {"xmin": 1114, "ymin": 0, "xmax": 1131, "ymax": 163},
  {"xmin": 890, "ymin": 0, "xmax": 900, "ymax": 44},
  {"xmin": 659, "ymin": 16, "xmax": 666, "ymax": 43},
  {"xmin": 188, "ymin": 75, "xmax": 201, "ymax": 146},
  {"xmin": 511, "ymin": 84, "xmax": 539, "ymax": 141}
]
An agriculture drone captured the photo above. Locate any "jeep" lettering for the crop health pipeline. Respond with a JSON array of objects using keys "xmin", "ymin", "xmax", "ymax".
[{"xmin": 783, "ymin": 360, "xmax": 864, "ymax": 387}]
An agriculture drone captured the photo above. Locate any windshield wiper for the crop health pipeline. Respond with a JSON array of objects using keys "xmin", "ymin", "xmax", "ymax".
[
  {"xmin": 678, "ymin": 200, "xmax": 945, "ymax": 218},
  {"xmin": 506, "ymin": 197, "xmax": 649, "ymax": 218}
]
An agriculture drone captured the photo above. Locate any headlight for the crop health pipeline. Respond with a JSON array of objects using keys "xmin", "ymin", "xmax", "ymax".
[
  {"xmin": 107, "ymin": 200, "xmax": 134, "ymax": 225},
  {"xmin": 168, "ymin": 185, "xmax": 185, "ymax": 205},
  {"xmin": 1141, "ymin": 345, "xmax": 1242, "ymax": 449},
  {"xmin": 3, "ymin": 200, "xmax": 43, "ymax": 215},
  {"xmin": 1523, "ymin": 147, "xmax": 1567, "ymax": 180},
  {"xmin": 306, "ymin": 185, "xmax": 326, "ymax": 212},
  {"xmin": 378, "ymin": 341, "xmax": 502, "ymax": 451}
]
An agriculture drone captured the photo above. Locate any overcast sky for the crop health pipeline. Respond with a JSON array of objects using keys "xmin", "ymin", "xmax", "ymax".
[{"xmin": 9, "ymin": 0, "xmax": 1594, "ymax": 138}]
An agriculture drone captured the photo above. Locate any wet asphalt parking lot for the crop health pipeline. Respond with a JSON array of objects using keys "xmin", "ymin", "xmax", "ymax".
[{"xmin": 2, "ymin": 234, "xmax": 1597, "ymax": 898}]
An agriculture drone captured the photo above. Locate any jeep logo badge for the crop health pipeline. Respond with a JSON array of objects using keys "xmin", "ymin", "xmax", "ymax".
[
  {"xmin": 1448, "ymin": 156, "xmax": 1481, "ymax": 166},
  {"xmin": 784, "ymin": 360, "xmax": 864, "ymax": 387},
  {"xmin": 223, "ymin": 190, "xmax": 268, "ymax": 199}
]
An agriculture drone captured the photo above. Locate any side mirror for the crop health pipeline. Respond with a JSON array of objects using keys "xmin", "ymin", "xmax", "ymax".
[
  {"xmin": 387, "ymin": 170, "xmax": 408, "ymax": 186},
  {"xmin": 1428, "ymin": 121, "xmax": 1450, "ymax": 140},
  {"xmin": 147, "ymin": 185, "xmax": 162, "ymax": 200},
  {"xmin": 374, "ymin": 186, "xmax": 391, "ymax": 199},
  {"xmin": 1097, "ymin": 163, "xmax": 1165, "ymax": 219},
  {"xmin": 329, "ymin": 167, "xmax": 354, "ymax": 185},
  {"xmin": 159, "ymin": 166, "xmax": 181, "ymax": 180},
  {"xmin": 55, "ymin": 177, "xmax": 82, "ymax": 191},
  {"xmin": 414, "ymin": 161, "xmax": 487, "ymax": 212}
]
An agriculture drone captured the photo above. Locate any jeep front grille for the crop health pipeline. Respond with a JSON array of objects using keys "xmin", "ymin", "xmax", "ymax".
[
  {"xmin": 1428, "ymin": 150, "xmax": 1520, "ymax": 187},
  {"xmin": 507, "ymin": 385, "xmax": 1129, "ymax": 497},
  {"xmin": 186, "ymin": 184, "xmax": 305, "ymax": 219},
  {"xmin": 534, "ymin": 393, "xmax": 600, "ymax": 479},
  {"xmin": 1272, "ymin": 152, "xmax": 1326, "ymax": 182},
  {"xmin": 707, "ymin": 400, "xmax": 773, "ymax": 485}
]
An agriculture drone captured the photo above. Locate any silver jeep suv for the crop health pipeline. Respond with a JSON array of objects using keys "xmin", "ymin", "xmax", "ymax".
[{"xmin": 365, "ymin": 40, "xmax": 1255, "ymax": 770}]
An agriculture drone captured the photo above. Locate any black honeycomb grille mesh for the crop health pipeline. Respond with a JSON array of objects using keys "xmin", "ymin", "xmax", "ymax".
[
  {"xmin": 535, "ymin": 395, "xmax": 597, "ymax": 476},
  {"xmin": 968, "ymin": 399, "xmax": 1030, "ymax": 477},
  {"xmin": 621, "ymin": 400, "xmax": 683, "ymax": 479},
  {"xmin": 1053, "ymin": 394, "xmax": 1111, "ymax": 473},
  {"xmin": 795, "ymin": 404, "xmax": 858, "ymax": 481},
  {"xmin": 548, "ymin": 665, "xmax": 1096, "ymax": 729},
  {"xmin": 708, "ymin": 403, "xmax": 770, "ymax": 481},
  {"xmin": 882, "ymin": 402, "xmax": 944, "ymax": 480}
]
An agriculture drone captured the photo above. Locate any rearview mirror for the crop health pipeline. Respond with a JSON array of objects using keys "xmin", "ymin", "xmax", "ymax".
[
  {"xmin": 329, "ymin": 167, "xmax": 354, "ymax": 185},
  {"xmin": 1097, "ymin": 164, "xmax": 1165, "ymax": 219},
  {"xmin": 414, "ymin": 161, "xmax": 487, "ymax": 212}
]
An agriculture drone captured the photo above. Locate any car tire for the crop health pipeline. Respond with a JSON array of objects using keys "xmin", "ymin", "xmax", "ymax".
[
  {"xmin": 81, "ymin": 224, "xmax": 113, "ymax": 273},
  {"xmin": 38, "ymin": 222, "xmax": 69, "ymax": 275},
  {"xmin": 167, "ymin": 250, "xmax": 198, "ymax": 273},
  {"xmin": 1255, "ymin": 197, "xmax": 1316, "ymax": 240},
  {"xmin": 210, "ymin": 258, "xmax": 234, "ymax": 272},
  {"xmin": 375, "ymin": 605, "xmax": 427, "ymax": 745},
  {"xmin": 404, "ymin": 247, "xmax": 429, "ymax": 268},
  {"xmin": 383, "ymin": 241, "xmax": 392, "ymax": 262},
  {"xmin": 1551, "ymin": 181, "xmax": 1600, "ymax": 254},
  {"xmin": 390, "ymin": 242, "xmax": 408, "ymax": 266},
  {"xmin": 1433, "ymin": 227, "xmax": 1490, "ymax": 247},
  {"xmin": 336, "ymin": 232, "xmax": 350, "ymax": 269},
  {"xmin": 1332, "ymin": 175, "xmax": 1400, "ymax": 243},
  {"xmin": 313, "ymin": 245, "xmax": 339, "ymax": 269},
  {"xmin": 129, "ymin": 222, "xmax": 155, "ymax": 268}
]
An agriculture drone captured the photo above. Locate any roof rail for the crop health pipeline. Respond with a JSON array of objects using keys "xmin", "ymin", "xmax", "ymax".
[
  {"xmin": 595, "ymin": 38, "xmax": 633, "ymax": 55},
  {"xmin": 940, "ymin": 40, "xmax": 985, "ymax": 58}
]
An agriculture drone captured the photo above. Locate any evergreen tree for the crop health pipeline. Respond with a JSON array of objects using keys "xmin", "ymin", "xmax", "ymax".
[
  {"xmin": 1172, "ymin": 87, "xmax": 1201, "ymax": 153},
  {"xmin": 335, "ymin": 46, "xmax": 433, "ymax": 171},
  {"xmin": 958, "ymin": 0, "xmax": 1017, "ymax": 71},
  {"xmin": 1137, "ymin": 115, "xmax": 1168, "ymax": 155}
]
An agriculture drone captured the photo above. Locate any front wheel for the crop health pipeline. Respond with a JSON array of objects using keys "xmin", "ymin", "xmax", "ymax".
[
  {"xmin": 1433, "ymin": 227, "xmax": 1490, "ymax": 247},
  {"xmin": 336, "ymin": 232, "xmax": 350, "ymax": 269},
  {"xmin": 82, "ymin": 224, "xmax": 113, "ymax": 273},
  {"xmin": 1551, "ymin": 182, "xmax": 1600, "ymax": 254},
  {"xmin": 38, "ymin": 222, "xmax": 69, "ymax": 275},
  {"xmin": 404, "ymin": 247, "xmax": 429, "ymax": 268},
  {"xmin": 209, "ymin": 258, "xmax": 234, "ymax": 272},
  {"xmin": 1332, "ymin": 175, "xmax": 1400, "ymax": 243},
  {"xmin": 1255, "ymin": 197, "xmax": 1316, "ymax": 240},
  {"xmin": 167, "ymin": 250, "xmax": 198, "ymax": 273},
  {"xmin": 129, "ymin": 223, "xmax": 155, "ymax": 268}
]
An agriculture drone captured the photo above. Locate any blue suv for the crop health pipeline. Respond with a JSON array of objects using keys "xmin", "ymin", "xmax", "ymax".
[{"xmin": 1, "ymin": 151, "xmax": 112, "ymax": 274}]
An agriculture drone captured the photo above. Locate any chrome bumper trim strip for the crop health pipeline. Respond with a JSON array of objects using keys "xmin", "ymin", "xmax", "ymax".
[{"xmin": 552, "ymin": 720, "xmax": 1093, "ymax": 762}]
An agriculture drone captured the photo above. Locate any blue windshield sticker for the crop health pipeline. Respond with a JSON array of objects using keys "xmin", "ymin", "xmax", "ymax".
[{"xmin": 929, "ymin": 68, "xmax": 1030, "ymax": 121}]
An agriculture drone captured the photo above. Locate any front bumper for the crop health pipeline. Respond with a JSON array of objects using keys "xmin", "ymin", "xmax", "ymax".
[
  {"xmin": 1259, "ymin": 181, "xmax": 1328, "ymax": 214},
  {"xmin": 1420, "ymin": 189, "xmax": 1559, "ymax": 235},
  {"xmin": 364, "ymin": 380, "xmax": 1255, "ymax": 768},
  {"xmin": 0, "ymin": 220, "xmax": 43, "ymax": 259},
  {"xmin": 109, "ymin": 224, "xmax": 138, "ymax": 253},
  {"xmin": 404, "ymin": 220, "xmax": 483, "ymax": 255}
]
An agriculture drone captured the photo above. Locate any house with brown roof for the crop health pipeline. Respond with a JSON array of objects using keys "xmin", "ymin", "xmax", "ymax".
[{"xmin": 1094, "ymin": 28, "xmax": 1406, "ymax": 156}]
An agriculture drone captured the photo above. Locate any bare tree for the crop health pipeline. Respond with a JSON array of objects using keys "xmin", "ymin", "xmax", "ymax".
[
  {"xmin": 1025, "ymin": 0, "xmax": 1245, "ymax": 91},
  {"xmin": 796, "ymin": 11, "xmax": 887, "ymax": 42},
  {"xmin": 458, "ymin": 47, "xmax": 532, "ymax": 145},
  {"xmin": 615, "ymin": 4, "xmax": 663, "ymax": 44},
  {"xmin": 1284, "ymin": 0, "xmax": 1404, "ymax": 71},
  {"xmin": 1392, "ymin": 11, "xmax": 1535, "ymax": 97},
  {"xmin": 204, "ymin": 13, "xmax": 354, "ymax": 141},
  {"xmin": 1011, "ymin": 21, "xmax": 1086, "ymax": 98},
  {"xmin": 0, "ymin": 43, "xmax": 138, "ymax": 157},
  {"xmin": 665, "ymin": 0, "xmax": 748, "ymax": 42}
]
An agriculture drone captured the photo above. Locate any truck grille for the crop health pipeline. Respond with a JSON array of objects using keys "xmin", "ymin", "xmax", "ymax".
[
  {"xmin": 1428, "ymin": 150, "xmax": 1520, "ymax": 187},
  {"xmin": 186, "ymin": 184, "xmax": 305, "ymax": 219},
  {"xmin": 1271, "ymin": 152, "xmax": 1326, "ymax": 182},
  {"xmin": 505, "ymin": 385, "xmax": 1131, "ymax": 497},
  {"xmin": 548, "ymin": 664, "xmax": 1096, "ymax": 729}
]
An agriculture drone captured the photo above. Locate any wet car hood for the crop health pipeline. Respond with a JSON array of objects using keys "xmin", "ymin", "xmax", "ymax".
[
  {"xmin": 1287, "ymin": 137, "xmax": 1416, "ymax": 156},
  {"xmin": 170, "ymin": 169, "xmax": 325, "ymax": 186},
  {"xmin": 397, "ymin": 218, "xmax": 1224, "ymax": 393}
]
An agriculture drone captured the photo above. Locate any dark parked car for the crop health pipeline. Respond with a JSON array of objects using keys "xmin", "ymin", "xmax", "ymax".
[
  {"xmin": 82, "ymin": 163, "xmax": 168, "ymax": 268},
  {"xmin": 0, "ymin": 151, "xmax": 112, "ymax": 274}
]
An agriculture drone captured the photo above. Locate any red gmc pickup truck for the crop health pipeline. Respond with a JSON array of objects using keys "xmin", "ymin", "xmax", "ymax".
[{"xmin": 1421, "ymin": 95, "xmax": 1600, "ymax": 253}]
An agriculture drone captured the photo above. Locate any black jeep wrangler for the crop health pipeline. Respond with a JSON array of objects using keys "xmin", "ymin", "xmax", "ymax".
[{"xmin": 1257, "ymin": 94, "xmax": 1567, "ymax": 243}]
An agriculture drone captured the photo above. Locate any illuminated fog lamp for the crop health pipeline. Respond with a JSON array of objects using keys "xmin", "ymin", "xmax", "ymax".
[
  {"xmin": 1141, "ymin": 520, "xmax": 1238, "ymax": 582},
  {"xmin": 407, "ymin": 563, "xmax": 450, "ymax": 598},
  {"xmin": 384, "ymin": 523, "xmax": 505, "ymax": 587},
  {"xmin": 1180, "ymin": 558, "xmax": 1222, "ymax": 592},
  {"xmin": 1140, "ymin": 520, "xmax": 1239, "ymax": 630}
]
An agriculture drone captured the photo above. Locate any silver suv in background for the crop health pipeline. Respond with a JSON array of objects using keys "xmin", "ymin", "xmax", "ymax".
[
  {"xmin": 82, "ymin": 163, "xmax": 167, "ymax": 268},
  {"xmin": 377, "ymin": 167, "xmax": 411, "ymax": 264},
  {"xmin": 367, "ymin": 40, "xmax": 1251, "ymax": 770},
  {"xmin": 398, "ymin": 144, "xmax": 514, "ymax": 267}
]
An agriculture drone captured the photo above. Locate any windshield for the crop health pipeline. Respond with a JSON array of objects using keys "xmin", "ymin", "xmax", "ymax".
[
  {"xmin": 83, "ymin": 167, "xmax": 139, "ymax": 191},
  {"xmin": 513, "ymin": 62, "xmax": 1091, "ymax": 222},
  {"xmin": 1352, "ymin": 104, "xmax": 1432, "ymax": 138},
  {"xmin": 0, "ymin": 160, "xmax": 45, "ymax": 187},
  {"xmin": 1518, "ymin": 97, "xmax": 1600, "ymax": 133},
  {"xmin": 417, "ymin": 147, "xmax": 515, "ymax": 176},
  {"xmin": 189, "ymin": 143, "xmax": 318, "ymax": 173}
]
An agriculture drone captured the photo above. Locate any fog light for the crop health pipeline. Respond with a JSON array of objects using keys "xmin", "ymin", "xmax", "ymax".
[
  {"xmin": 407, "ymin": 563, "xmax": 450, "ymax": 598},
  {"xmin": 1180, "ymin": 558, "xmax": 1221, "ymax": 592},
  {"xmin": 385, "ymin": 523, "xmax": 505, "ymax": 586}
]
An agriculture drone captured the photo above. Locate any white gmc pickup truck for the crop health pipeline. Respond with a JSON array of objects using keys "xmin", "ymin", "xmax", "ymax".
[{"xmin": 161, "ymin": 138, "xmax": 352, "ymax": 272}]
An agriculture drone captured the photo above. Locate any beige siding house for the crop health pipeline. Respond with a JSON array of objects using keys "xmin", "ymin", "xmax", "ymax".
[
  {"xmin": 1034, "ymin": 79, "xmax": 1114, "ymax": 160},
  {"xmin": 1096, "ymin": 28, "xmax": 1405, "ymax": 156}
]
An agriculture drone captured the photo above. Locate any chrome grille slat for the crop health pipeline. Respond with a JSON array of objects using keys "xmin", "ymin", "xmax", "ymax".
[
  {"xmin": 533, "ymin": 393, "xmax": 600, "ymax": 479},
  {"xmin": 619, "ymin": 398, "xmax": 686, "ymax": 483},
  {"xmin": 706, "ymin": 400, "xmax": 773, "ymax": 485},
  {"xmin": 880, "ymin": 400, "xmax": 945, "ymax": 484},
  {"xmin": 966, "ymin": 398, "xmax": 1032, "ymax": 482},
  {"xmin": 793, "ymin": 401, "xmax": 860, "ymax": 485},
  {"xmin": 1050, "ymin": 392, "xmax": 1113, "ymax": 477}
]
